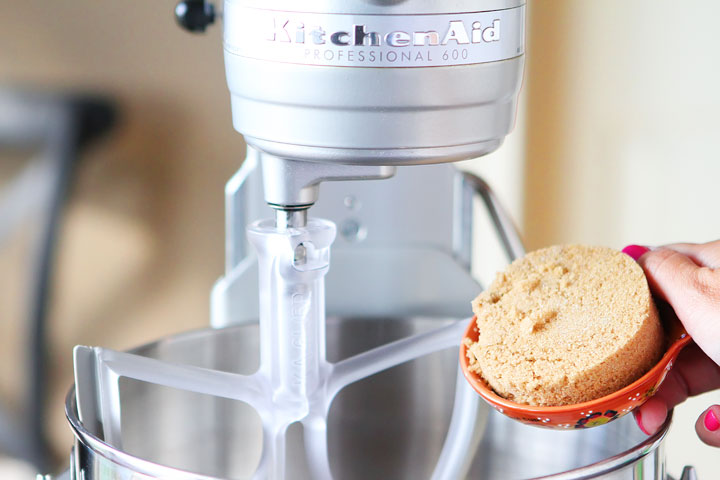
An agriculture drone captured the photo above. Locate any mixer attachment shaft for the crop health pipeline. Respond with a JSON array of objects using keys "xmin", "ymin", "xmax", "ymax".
[
  {"xmin": 71, "ymin": 152, "xmax": 532, "ymax": 479},
  {"xmin": 74, "ymin": 215, "xmax": 480, "ymax": 479}
]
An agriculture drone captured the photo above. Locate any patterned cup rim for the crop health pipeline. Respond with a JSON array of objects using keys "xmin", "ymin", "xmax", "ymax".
[{"xmin": 460, "ymin": 315, "xmax": 692, "ymax": 415}]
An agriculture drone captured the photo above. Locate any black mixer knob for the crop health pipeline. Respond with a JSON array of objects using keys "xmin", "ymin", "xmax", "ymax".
[{"xmin": 175, "ymin": 0, "xmax": 216, "ymax": 33}]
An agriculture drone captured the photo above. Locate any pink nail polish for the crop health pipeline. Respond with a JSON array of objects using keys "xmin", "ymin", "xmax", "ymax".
[
  {"xmin": 622, "ymin": 245, "xmax": 650, "ymax": 261},
  {"xmin": 704, "ymin": 409, "xmax": 720, "ymax": 432},
  {"xmin": 634, "ymin": 410, "xmax": 650, "ymax": 435}
]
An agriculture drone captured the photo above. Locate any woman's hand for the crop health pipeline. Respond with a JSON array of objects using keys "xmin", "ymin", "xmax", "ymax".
[{"xmin": 623, "ymin": 241, "xmax": 720, "ymax": 446}]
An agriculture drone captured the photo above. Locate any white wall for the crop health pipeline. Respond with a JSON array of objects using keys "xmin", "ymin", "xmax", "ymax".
[{"xmin": 521, "ymin": 1, "xmax": 720, "ymax": 477}]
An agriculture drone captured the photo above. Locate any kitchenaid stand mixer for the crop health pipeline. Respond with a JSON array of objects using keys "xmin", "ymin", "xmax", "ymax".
[{"xmin": 49, "ymin": 1, "xmax": 689, "ymax": 479}]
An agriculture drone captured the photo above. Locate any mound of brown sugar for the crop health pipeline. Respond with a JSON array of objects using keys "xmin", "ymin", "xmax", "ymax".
[{"xmin": 465, "ymin": 245, "xmax": 665, "ymax": 406}]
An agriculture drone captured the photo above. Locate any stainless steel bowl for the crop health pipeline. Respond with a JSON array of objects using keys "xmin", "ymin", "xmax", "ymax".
[{"xmin": 65, "ymin": 316, "xmax": 672, "ymax": 479}]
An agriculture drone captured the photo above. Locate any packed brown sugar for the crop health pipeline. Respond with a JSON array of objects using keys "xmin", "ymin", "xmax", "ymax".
[{"xmin": 465, "ymin": 245, "xmax": 665, "ymax": 406}]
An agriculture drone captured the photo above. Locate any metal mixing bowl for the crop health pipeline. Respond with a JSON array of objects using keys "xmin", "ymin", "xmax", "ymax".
[{"xmin": 66, "ymin": 316, "xmax": 671, "ymax": 479}]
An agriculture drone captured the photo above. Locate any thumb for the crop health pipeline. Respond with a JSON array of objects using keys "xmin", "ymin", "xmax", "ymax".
[
  {"xmin": 636, "ymin": 247, "xmax": 720, "ymax": 365},
  {"xmin": 636, "ymin": 247, "xmax": 703, "ymax": 307},
  {"xmin": 695, "ymin": 405, "xmax": 720, "ymax": 447}
]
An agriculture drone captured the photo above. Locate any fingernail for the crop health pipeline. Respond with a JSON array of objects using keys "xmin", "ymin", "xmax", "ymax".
[
  {"xmin": 634, "ymin": 409, "xmax": 650, "ymax": 435},
  {"xmin": 704, "ymin": 409, "xmax": 719, "ymax": 432},
  {"xmin": 622, "ymin": 245, "xmax": 650, "ymax": 261}
]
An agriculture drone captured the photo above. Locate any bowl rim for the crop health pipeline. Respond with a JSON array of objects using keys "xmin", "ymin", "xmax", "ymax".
[{"xmin": 460, "ymin": 315, "xmax": 693, "ymax": 414}]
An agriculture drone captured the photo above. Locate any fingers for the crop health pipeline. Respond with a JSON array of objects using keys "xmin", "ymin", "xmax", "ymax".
[
  {"xmin": 634, "ymin": 344, "xmax": 720, "ymax": 435},
  {"xmin": 637, "ymin": 247, "xmax": 705, "ymax": 306},
  {"xmin": 635, "ymin": 247, "xmax": 720, "ymax": 364},
  {"xmin": 664, "ymin": 240, "xmax": 720, "ymax": 269},
  {"xmin": 623, "ymin": 240, "xmax": 720, "ymax": 438},
  {"xmin": 695, "ymin": 405, "xmax": 720, "ymax": 447},
  {"xmin": 649, "ymin": 344, "xmax": 720, "ymax": 408},
  {"xmin": 634, "ymin": 397, "xmax": 668, "ymax": 435}
]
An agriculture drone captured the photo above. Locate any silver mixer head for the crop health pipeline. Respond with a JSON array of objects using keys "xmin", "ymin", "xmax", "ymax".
[{"xmin": 223, "ymin": 0, "xmax": 526, "ymax": 209}]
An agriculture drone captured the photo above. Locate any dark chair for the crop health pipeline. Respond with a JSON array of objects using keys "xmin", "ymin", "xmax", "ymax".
[{"xmin": 0, "ymin": 88, "xmax": 116, "ymax": 470}]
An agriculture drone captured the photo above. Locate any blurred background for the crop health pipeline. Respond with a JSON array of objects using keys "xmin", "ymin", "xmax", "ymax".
[{"xmin": 0, "ymin": 0, "xmax": 718, "ymax": 478}]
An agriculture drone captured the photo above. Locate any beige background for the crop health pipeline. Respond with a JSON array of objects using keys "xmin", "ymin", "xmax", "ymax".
[
  {"xmin": 0, "ymin": 0, "xmax": 719, "ymax": 478},
  {"xmin": 516, "ymin": 2, "xmax": 720, "ymax": 477},
  {"xmin": 0, "ymin": 0, "xmax": 240, "ymax": 471}
]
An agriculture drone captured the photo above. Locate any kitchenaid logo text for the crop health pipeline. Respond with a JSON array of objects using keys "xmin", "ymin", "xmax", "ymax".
[
  {"xmin": 224, "ymin": 7, "xmax": 524, "ymax": 68},
  {"xmin": 266, "ymin": 19, "xmax": 501, "ymax": 47}
]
